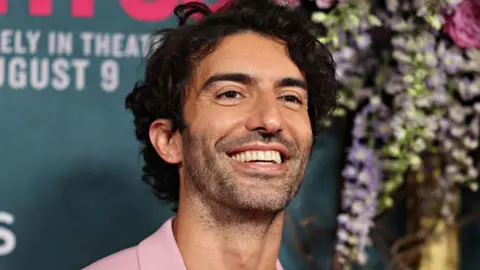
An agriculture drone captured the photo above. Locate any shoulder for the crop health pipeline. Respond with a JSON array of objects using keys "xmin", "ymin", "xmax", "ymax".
[
  {"xmin": 82, "ymin": 217, "xmax": 179, "ymax": 270},
  {"xmin": 82, "ymin": 247, "xmax": 139, "ymax": 270}
]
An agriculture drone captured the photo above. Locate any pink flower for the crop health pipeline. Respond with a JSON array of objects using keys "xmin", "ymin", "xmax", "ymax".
[
  {"xmin": 443, "ymin": 0, "xmax": 480, "ymax": 49},
  {"xmin": 275, "ymin": 0, "xmax": 301, "ymax": 8},
  {"xmin": 315, "ymin": 0, "xmax": 337, "ymax": 9}
]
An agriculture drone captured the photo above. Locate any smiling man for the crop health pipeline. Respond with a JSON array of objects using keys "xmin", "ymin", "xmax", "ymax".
[{"xmin": 84, "ymin": 0, "xmax": 337, "ymax": 269}]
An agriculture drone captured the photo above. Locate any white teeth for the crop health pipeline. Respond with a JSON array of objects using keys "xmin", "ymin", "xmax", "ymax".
[{"xmin": 230, "ymin": 150, "xmax": 282, "ymax": 164}]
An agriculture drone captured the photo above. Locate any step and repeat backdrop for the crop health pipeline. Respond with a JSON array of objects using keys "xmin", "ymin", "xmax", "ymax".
[{"xmin": 0, "ymin": 1, "xmax": 354, "ymax": 269}]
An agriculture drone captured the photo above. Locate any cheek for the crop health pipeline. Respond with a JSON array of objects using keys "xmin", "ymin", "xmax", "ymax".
[
  {"xmin": 283, "ymin": 111, "xmax": 313, "ymax": 146},
  {"xmin": 188, "ymin": 103, "xmax": 247, "ymax": 142}
]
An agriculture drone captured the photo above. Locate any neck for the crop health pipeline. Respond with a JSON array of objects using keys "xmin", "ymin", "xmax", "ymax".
[{"xmin": 173, "ymin": 192, "xmax": 285, "ymax": 270}]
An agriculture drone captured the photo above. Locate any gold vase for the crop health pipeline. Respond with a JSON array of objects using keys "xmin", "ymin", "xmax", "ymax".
[{"xmin": 405, "ymin": 154, "xmax": 460, "ymax": 270}]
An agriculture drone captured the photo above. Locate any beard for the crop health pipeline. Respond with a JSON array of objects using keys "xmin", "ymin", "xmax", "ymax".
[{"xmin": 181, "ymin": 125, "xmax": 312, "ymax": 214}]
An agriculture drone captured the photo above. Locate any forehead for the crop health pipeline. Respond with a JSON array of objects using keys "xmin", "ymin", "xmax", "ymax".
[{"xmin": 194, "ymin": 32, "xmax": 303, "ymax": 82}]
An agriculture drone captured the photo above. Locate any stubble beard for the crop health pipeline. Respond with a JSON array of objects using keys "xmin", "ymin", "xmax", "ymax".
[{"xmin": 181, "ymin": 127, "xmax": 311, "ymax": 221}]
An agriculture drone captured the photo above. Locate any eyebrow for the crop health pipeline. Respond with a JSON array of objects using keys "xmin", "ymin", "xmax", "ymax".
[
  {"xmin": 276, "ymin": 77, "xmax": 308, "ymax": 91},
  {"xmin": 200, "ymin": 72, "xmax": 308, "ymax": 91}
]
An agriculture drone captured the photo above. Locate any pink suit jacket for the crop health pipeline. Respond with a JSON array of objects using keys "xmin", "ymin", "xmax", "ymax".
[{"xmin": 83, "ymin": 217, "xmax": 284, "ymax": 270}]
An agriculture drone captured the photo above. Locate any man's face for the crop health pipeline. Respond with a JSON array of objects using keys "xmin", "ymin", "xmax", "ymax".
[{"xmin": 181, "ymin": 32, "xmax": 313, "ymax": 212}]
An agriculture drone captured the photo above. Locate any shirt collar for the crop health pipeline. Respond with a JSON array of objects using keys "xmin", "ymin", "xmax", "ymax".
[{"xmin": 137, "ymin": 217, "xmax": 283, "ymax": 270}]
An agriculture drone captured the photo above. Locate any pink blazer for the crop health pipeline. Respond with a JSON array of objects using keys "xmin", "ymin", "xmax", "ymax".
[{"xmin": 83, "ymin": 217, "xmax": 284, "ymax": 270}]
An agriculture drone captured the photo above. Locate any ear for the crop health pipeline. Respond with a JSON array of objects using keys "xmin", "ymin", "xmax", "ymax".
[{"xmin": 149, "ymin": 119, "xmax": 182, "ymax": 164}]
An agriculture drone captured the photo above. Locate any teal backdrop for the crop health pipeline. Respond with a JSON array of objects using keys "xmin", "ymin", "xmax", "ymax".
[{"xmin": 0, "ymin": 1, "xmax": 345, "ymax": 269}]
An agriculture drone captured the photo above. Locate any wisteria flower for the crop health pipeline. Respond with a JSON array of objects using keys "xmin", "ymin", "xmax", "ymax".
[
  {"xmin": 337, "ymin": 143, "xmax": 382, "ymax": 265},
  {"xmin": 427, "ymin": 69, "xmax": 447, "ymax": 90},
  {"xmin": 314, "ymin": 0, "xmax": 480, "ymax": 267},
  {"xmin": 440, "ymin": 48, "xmax": 465, "ymax": 74}
]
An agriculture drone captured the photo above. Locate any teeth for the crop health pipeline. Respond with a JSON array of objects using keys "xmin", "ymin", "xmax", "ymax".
[{"xmin": 230, "ymin": 150, "xmax": 282, "ymax": 164}]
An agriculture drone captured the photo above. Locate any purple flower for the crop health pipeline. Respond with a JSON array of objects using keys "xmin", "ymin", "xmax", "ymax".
[
  {"xmin": 336, "ymin": 142, "xmax": 383, "ymax": 265},
  {"xmin": 385, "ymin": 74, "xmax": 405, "ymax": 94},
  {"xmin": 448, "ymin": 105, "xmax": 471, "ymax": 123},
  {"xmin": 342, "ymin": 165, "xmax": 358, "ymax": 178},
  {"xmin": 374, "ymin": 122, "xmax": 391, "ymax": 141},
  {"xmin": 470, "ymin": 116, "xmax": 479, "ymax": 136},
  {"xmin": 353, "ymin": 117, "xmax": 367, "ymax": 138},
  {"xmin": 429, "ymin": 90, "xmax": 449, "ymax": 106},
  {"xmin": 398, "ymin": 63, "xmax": 413, "ymax": 74},
  {"xmin": 416, "ymin": 32, "xmax": 437, "ymax": 52},
  {"xmin": 474, "ymin": 103, "xmax": 480, "ymax": 114},
  {"xmin": 333, "ymin": 47, "xmax": 355, "ymax": 62},
  {"xmin": 456, "ymin": 77, "xmax": 480, "ymax": 101},
  {"xmin": 352, "ymin": 98, "xmax": 392, "ymax": 142},
  {"xmin": 386, "ymin": 0, "xmax": 399, "ymax": 12},
  {"xmin": 456, "ymin": 78, "xmax": 474, "ymax": 101},
  {"xmin": 440, "ymin": 49, "xmax": 465, "ymax": 74},
  {"xmin": 426, "ymin": 70, "xmax": 447, "ymax": 90},
  {"xmin": 356, "ymin": 33, "xmax": 372, "ymax": 50}
]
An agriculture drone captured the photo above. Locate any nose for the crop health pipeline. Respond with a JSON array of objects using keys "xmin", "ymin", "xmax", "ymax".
[{"xmin": 245, "ymin": 91, "xmax": 283, "ymax": 134}]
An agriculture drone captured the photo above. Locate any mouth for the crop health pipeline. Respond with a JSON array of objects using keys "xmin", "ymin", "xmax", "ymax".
[
  {"xmin": 229, "ymin": 150, "xmax": 284, "ymax": 164},
  {"xmin": 224, "ymin": 144, "xmax": 291, "ymax": 176}
]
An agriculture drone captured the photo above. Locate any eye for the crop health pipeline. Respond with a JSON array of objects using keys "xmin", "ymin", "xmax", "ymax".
[
  {"xmin": 280, "ymin": 95, "xmax": 302, "ymax": 104},
  {"xmin": 216, "ymin": 90, "xmax": 242, "ymax": 100}
]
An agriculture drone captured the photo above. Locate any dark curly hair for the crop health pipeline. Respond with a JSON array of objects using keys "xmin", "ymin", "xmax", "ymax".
[{"xmin": 125, "ymin": 0, "xmax": 338, "ymax": 211}]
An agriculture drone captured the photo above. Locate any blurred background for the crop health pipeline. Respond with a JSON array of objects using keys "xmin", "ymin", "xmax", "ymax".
[{"xmin": 0, "ymin": 0, "xmax": 479, "ymax": 269}]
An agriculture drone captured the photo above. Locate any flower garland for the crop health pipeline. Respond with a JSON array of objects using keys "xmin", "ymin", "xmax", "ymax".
[{"xmin": 308, "ymin": 0, "xmax": 480, "ymax": 267}]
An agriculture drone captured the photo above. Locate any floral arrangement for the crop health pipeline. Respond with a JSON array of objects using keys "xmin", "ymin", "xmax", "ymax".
[{"xmin": 304, "ymin": 0, "xmax": 480, "ymax": 268}]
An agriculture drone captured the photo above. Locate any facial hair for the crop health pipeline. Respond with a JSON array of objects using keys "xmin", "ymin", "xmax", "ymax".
[{"xmin": 182, "ymin": 126, "xmax": 312, "ymax": 215}]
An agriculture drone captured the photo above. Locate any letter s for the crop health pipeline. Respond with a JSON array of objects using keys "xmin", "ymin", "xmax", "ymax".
[
  {"xmin": 0, "ymin": 211, "xmax": 16, "ymax": 256},
  {"xmin": 119, "ymin": 0, "xmax": 178, "ymax": 22}
]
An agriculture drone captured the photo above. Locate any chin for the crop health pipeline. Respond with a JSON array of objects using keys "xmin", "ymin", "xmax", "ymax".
[
  {"xmin": 223, "ymin": 174, "xmax": 299, "ymax": 210},
  {"xmin": 225, "ymin": 189, "xmax": 293, "ymax": 213},
  {"xmin": 241, "ymin": 200, "xmax": 290, "ymax": 213}
]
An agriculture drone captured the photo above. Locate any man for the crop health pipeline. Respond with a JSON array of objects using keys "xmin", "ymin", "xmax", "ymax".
[{"xmin": 84, "ymin": 0, "xmax": 337, "ymax": 269}]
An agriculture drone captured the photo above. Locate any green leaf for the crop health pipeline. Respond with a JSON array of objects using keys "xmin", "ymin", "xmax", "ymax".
[
  {"xmin": 332, "ymin": 34, "xmax": 340, "ymax": 48},
  {"xmin": 393, "ymin": 50, "xmax": 412, "ymax": 63},
  {"xmin": 348, "ymin": 14, "xmax": 361, "ymax": 28},
  {"xmin": 380, "ymin": 195, "xmax": 394, "ymax": 209},
  {"xmin": 367, "ymin": 15, "xmax": 382, "ymax": 26},
  {"xmin": 469, "ymin": 182, "xmax": 479, "ymax": 192},
  {"xmin": 333, "ymin": 107, "xmax": 347, "ymax": 116},
  {"xmin": 403, "ymin": 74, "xmax": 415, "ymax": 83},
  {"xmin": 425, "ymin": 14, "xmax": 443, "ymax": 30},
  {"xmin": 311, "ymin": 12, "xmax": 328, "ymax": 23},
  {"xmin": 317, "ymin": 36, "xmax": 329, "ymax": 44}
]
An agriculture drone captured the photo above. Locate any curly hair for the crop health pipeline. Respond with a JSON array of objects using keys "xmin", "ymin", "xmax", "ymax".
[{"xmin": 125, "ymin": 0, "xmax": 338, "ymax": 211}]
